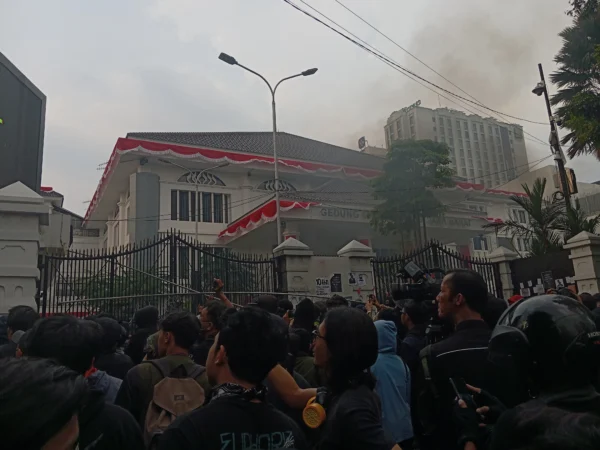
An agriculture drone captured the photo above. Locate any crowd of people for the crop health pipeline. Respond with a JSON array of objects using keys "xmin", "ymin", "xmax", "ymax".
[{"xmin": 2, "ymin": 269, "xmax": 600, "ymax": 449}]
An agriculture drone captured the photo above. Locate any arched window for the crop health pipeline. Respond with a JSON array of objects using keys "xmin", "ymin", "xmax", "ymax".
[
  {"xmin": 256, "ymin": 179, "xmax": 296, "ymax": 192},
  {"xmin": 178, "ymin": 171, "xmax": 226, "ymax": 186}
]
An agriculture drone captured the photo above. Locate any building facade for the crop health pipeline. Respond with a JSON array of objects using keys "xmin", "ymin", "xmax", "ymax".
[
  {"xmin": 78, "ymin": 131, "xmax": 533, "ymax": 258},
  {"xmin": 384, "ymin": 103, "xmax": 529, "ymax": 188}
]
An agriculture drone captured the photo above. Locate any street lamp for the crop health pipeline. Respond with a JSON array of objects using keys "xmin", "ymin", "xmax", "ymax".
[
  {"xmin": 158, "ymin": 158, "xmax": 229, "ymax": 243},
  {"xmin": 532, "ymin": 63, "xmax": 571, "ymax": 209},
  {"xmin": 218, "ymin": 52, "xmax": 318, "ymax": 245}
]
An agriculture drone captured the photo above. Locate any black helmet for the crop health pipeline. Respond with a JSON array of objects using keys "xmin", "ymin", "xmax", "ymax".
[{"xmin": 489, "ymin": 295, "xmax": 599, "ymax": 392}]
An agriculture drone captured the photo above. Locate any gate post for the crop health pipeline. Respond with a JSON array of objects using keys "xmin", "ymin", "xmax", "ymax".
[
  {"xmin": 273, "ymin": 238, "xmax": 313, "ymax": 306},
  {"xmin": 338, "ymin": 240, "xmax": 376, "ymax": 302},
  {"xmin": 488, "ymin": 246, "xmax": 519, "ymax": 300},
  {"xmin": 564, "ymin": 231, "xmax": 600, "ymax": 294}
]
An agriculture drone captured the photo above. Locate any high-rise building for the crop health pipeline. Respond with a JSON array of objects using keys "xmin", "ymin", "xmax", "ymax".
[{"xmin": 384, "ymin": 103, "xmax": 529, "ymax": 187}]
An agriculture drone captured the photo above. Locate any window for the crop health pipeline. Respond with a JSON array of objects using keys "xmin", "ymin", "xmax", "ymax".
[
  {"xmin": 179, "ymin": 191, "xmax": 190, "ymax": 221},
  {"xmin": 515, "ymin": 237, "xmax": 531, "ymax": 252},
  {"xmin": 512, "ymin": 210, "xmax": 527, "ymax": 224},
  {"xmin": 432, "ymin": 117, "xmax": 436, "ymax": 122},
  {"xmin": 457, "ymin": 121, "xmax": 461, "ymax": 129},
  {"xmin": 202, "ymin": 192, "xmax": 212, "ymax": 223},
  {"xmin": 473, "ymin": 236, "xmax": 489, "ymax": 251},
  {"xmin": 171, "ymin": 190, "xmax": 231, "ymax": 224}
]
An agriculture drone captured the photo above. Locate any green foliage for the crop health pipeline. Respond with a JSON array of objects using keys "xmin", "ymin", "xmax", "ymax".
[
  {"xmin": 484, "ymin": 177, "xmax": 600, "ymax": 255},
  {"xmin": 370, "ymin": 139, "xmax": 454, "ymax": 241},
  {"xmin": 551, "ymin": 7, "xmax": 600, "ymax": 159}
]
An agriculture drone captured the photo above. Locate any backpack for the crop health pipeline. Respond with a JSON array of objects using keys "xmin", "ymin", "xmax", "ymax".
[{"xmin": 143, "ymin": 359, "xmax": 206, "ymax": 448}]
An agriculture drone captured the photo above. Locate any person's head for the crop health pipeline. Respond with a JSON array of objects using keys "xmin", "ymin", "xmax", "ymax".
[
  {"xmin": 507, "ymin": 406, "xmax": 600, "ymax": 450},
  {"xmin": 580, "ymin": 292, "xmax": 595, "ymax": 311},
  {"xmin": 593, "ymin": 293, "xmax": 600, "ymax": 310},
  {"xmin": 489, "ymin": 295, "xmax": 599, "ymax": 397},
  {"xmin": 557, "ymin": 287, "xmax": 579, "ymax": 302},
  {"xmin": 254, "ymin": 295, "xmax": 278, "ymax": 314},
  {"xmin": 400, "ymin": 299, "xmax": 429, "ymax": 329},
  {"xmin": 24, "ymin": 315, "xmax": 102, "ymax": 374},
  {"xmin": 158, "ymin": 312, "xmax": 201, "ymax": 357},
  {"xmin": 133, "ymin": 305, "xmax": 159, "ymax": 329},
  {"xmin": 6, "ymin": 305, "xmax": 39, "ymax": 340},
  {"xmin": 290, "ymin": 328, "xmax": 312, "ymax": 356},
  {"xmin": 293, "ymin": 298, "xmax": 317, "ymax": 332},
  {"xmin": 436, "ymin": 269, "xmax": 488, "ymax": 322},
  {"xmin": 326, "ymin": 295, "xmax": 349, "ymax": 310},
  {"xmin": 206, "ymin": 307, "xmax": 286, "ymax": 387},
  {"xmin": 89, "ymin": 317, "xmax": 123, "ymax": 354},
  {"xmin": 277, "ymin": 298, "xmax": 294, "ymax": 316},
  {"xmin": 200, "ymin": 301, "xmax": 227, "ymax": 338},
  {"xmin": 313, "ymin": 307, "xmax": 378, "ymax": 393},
  {"xmin": 15, "ymin": 329, "xmax": 32, "ymax": 358},
  {"xmin": 0, "ymin": 357, "xmax": 88, "ymax": 449},
  {"xmin": 482, "ymin": 294, "xmax": 509, "ymax": 329}
]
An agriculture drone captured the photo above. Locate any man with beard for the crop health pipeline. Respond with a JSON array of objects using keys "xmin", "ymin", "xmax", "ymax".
[{"xmin": 191, "ymin": 300, "xmax": 227, "ymax": 366}]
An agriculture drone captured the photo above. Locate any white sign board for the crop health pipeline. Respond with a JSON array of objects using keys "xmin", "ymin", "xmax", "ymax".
[{"xmin": 315, "ymin": 277, "xmax": 331, "ymax": 296}]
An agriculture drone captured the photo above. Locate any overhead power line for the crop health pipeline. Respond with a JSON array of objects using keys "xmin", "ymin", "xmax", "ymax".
[{"xmin": 293, "ymin": 0, "xmax": 548, "ymax": 147}]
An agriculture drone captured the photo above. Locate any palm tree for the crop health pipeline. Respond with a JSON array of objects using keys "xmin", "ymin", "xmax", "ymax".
[
  {"xmin": 485, "ymin": 178, "xmax": 600, "ymax": 256},
  {"xmin": 550, "ymin": 8, "xmax": 600, "ymax": 159}
]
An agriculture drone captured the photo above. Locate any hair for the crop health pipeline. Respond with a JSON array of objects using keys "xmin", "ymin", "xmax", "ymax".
[
  {"xmin": 278, "ymin": 298, "xmax": 294, "ymax": 313},
  {"xmin": 134, "ymin": 305, "xmax": 159, "ymax": 329},
  {"xmin": 0, "ymin": 357, "xmax": 88, "ymax": 449},
  {"xmin": 24, "ymin": 315, "xmax": 102, "ymax": 374},
  {"xmin": 217, "ymin": 307, "xmax": 287, "ymax": 384},
  {"xmin": 293, "ymin": 298, "xmax": 317, "ymax": 332},
  {"xmin": 482, "ymin": 294, "xmax": 509, "ymax": 329},
  {"xmin": 313, "ymin": 300, "xmax": 327, "ymax": 322},
  {"xmin": 326, "ymin": 295, "xmax": 349, "ymax": 310},
  {"xmin": 203, "ymin": 301, "xmax": 227, "ymax": 331},
  {"xmin": 160, "ymin": 311, "xmax": 201, "ymax": 350},
  {"xmin": 7, "ymin": 305, "xmax": 39, "ymax": 333},
  {"xmin": 322, "ymin": 307, "xmax": 378, "ymax": 393},
  {"xmin": 445, "ymin": 269, "xmax": 488, "ymax": 313},
  {"xmin": 557, "ymin": 287, "xmax": 579, "ymax": 302},
  {"xmin": 579, "ymin": 292, "xmax": 595, "ymax": 311},
  {"xmin": 89, "ymin": 317, "xmax": 123, "ymax": 354},
  {"xmin": 290, "ymin": 328, "xmax": 312, "ymax": 356},
  {"xmin": 507, "ymin": 405, "xmax": 600, "ymax": 450},
  {"xmin": 593, "ymin": 293, "xmax": 600, "ymax": 308},
  {"xmin": 255, "ymin": 295, "xmax": 279, "ymax": 314},
  {"xmin": 401, "ymin": 299, "xmax": 429, "ymax": 325}
]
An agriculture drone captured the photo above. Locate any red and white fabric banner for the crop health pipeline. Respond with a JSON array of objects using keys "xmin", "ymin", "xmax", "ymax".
[
  {"xmin": 218, "ymin": 199, "xmax": 320, "ymax": 238},
  {"xmin": 454, "ymin": 181, "xmax": 527, "ymax": 198}
]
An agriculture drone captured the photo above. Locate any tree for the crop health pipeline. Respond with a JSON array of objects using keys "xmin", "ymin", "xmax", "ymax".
[
  {"xmin": 484, "ymin": 177, "xmax": 600, "ymax": 255},
  {"xmin": 370, "ymin": 139, "xmax": 454, "ymax": 248},
  {"xmin": 551, "ymin": 5, "xmax": 600, "ymax": 159}
]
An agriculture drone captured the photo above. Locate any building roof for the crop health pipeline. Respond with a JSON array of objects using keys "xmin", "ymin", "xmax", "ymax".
[
  {"xmin": 126, "ymin": 131, "xmax": 385, "ymax": 171},
  {"xmin": 40, "ymin": 186, "xmax": 64, "ymax": 198}
]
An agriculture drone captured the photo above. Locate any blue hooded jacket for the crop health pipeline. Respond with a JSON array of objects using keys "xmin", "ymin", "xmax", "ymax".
[{"xmin": 371, "ymin": 320, "xmax": 413, "ymax": 443}]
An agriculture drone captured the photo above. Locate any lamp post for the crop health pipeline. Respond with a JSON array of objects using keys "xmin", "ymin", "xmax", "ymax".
[
  {"xmin": 158, "ymin": 158, "xmax": 229, "ymax": 243},
  {"xmin": 218, "ymin": 52, "xmax": 318, "ymax": 245},
  {"xmin": 532, "ymin": 63, "xmax": 572, "ymax": 209}
]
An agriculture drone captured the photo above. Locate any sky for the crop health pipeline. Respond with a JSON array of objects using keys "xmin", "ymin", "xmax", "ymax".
[{"xmin": 1, "ymin": 0, "xmax": 598, "ymax": 215}]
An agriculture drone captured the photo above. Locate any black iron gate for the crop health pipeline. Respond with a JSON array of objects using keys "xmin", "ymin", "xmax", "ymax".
[
  {"xmin": 38, "ymin": 232, "xmax": 278, "ymax": 321},
  {"xmin": 372, "ymin": 240, "xmax": 504, "ymax": 300}
]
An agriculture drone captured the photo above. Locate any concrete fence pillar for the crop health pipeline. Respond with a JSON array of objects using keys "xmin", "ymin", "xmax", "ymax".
[
  {"xmin": 337, "ymin": 240, "xmax": 376, "ymax": 302},
  {"xmin": 0, "ymin": 182, "xmax": 50, "ymax": 313},
  {"xmin": 273, "ymin": 238, "xmax": 313, "ymax": 306},
  {"xmin": 488, "ymin": 246, "xmax": 519, "ymax": 300},
  {"xmin": 564, "ymin": 231, "xmax": 600, "ymax": 294}
]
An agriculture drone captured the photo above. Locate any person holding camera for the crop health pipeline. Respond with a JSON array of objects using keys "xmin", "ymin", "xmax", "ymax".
[{"xmin": 416, "ymin": 269, "xmax": 491, "ymax": 450}]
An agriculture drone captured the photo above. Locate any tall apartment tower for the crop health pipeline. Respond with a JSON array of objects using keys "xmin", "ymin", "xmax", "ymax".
[{"xmin": 384, "ymin": 103, "xmax": 529, "ymax": 187}]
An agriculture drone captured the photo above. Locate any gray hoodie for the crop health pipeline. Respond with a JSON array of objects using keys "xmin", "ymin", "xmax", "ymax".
[{"xmin": 88, "ymin": 370, "xmax": 122, "ymax": 404}]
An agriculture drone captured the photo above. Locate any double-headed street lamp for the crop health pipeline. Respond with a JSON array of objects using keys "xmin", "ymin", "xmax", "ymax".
[
  {"xmin": 158, "ymin": 158, "xmax": 229, "ymax": 243},
  {"xmin": 218, "ymin": 52, "xmax": 318, "ymax": 245}
]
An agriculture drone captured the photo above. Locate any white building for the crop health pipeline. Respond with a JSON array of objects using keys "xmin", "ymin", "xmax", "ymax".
[
  {"xmin": 384, "ymin": 102, "xmax": 529, "ymax": 188},
  {"xmin": 79, "ymin": 132, "xmax": 533, "ymax": 257}
]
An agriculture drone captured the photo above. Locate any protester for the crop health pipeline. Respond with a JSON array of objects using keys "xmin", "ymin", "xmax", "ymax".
[
  {"xmin": 125, "ymin": 305, "xmax": 159, "ymax": 365},
  {"xmin": 292, "ymin": 297, "xmax": 318, "ymax": 332},
  {"xmin": 290, "ymin": 328, "xmax": 321, "ymax": 387},
  {"xmin": 278, "ymin": 298, "xmax": 294, "ymax": 316},
  {"xmin": 580, "ymin": 292, "xmax": 595, "ymax": 311},
  {"xmin": 91, "ymin": 316, "xmax": 134, "ymax": 379},
  {"xmin": 398, "ymin": 299, "xmax": 428, "ymax": 374},
  {"xmin": 313, "ymin": 300, "xmax": 328, "ymax": 323},
  {"xmin": 255, "ymin": 294, "xmax": 279, "ymax": 314},
  {"xmin": 116, "ymin": 311, "xmax": 211, "ymax": 427},
  {"xmin": 372, "ymin": 320, "xmax": 413, "ymax": 450},
  {"xmin": 23, "ymin": 314, "xmax": 144, "ymax": 449},
  {"xmin": 159, "ymin": 307, "xmax": 309, "ymax": 449},
  {"xmin": 454, "ymin": 295, "xmax": 600, "ymax": 449},
  {"xmin": 417, "ymin": 269, "xmax": 491, "ymax": 450},
  {"xmin": 192, "ymin": 300, "xmax": 227, "ymax": 365},
  {"xmin": 0, "ymin": 305, "xmax": 39, "ymax": 358},
  {"xmin": 482, "ymin": 294, "xmax": 508, "ymax": 329},
  {"xmin": 0, "ymin": 357, "xmax": 88, "ymax": 449},
  {"xmin": 0, "ymin": 315, "xmax": 8, "ymax": 346}
]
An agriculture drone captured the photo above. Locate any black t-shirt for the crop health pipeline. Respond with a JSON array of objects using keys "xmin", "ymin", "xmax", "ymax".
[
  {"xmin": 158, "ymin": 396, "xmax": 309, "ymax": 450},
  {"xmin": 95, "ymin": 352, "xmax": 134, "ymax": 380},
  {"xmin": 316, "ymin": 384, "xmax": 394, "ymax": 450}
]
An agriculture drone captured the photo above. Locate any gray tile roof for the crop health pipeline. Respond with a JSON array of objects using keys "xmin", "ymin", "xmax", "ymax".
[
  {"xmin": 284, "ymin": 179, "xmax": 374, "ymax": 205},
  {"xmin": 126, "ymin": 131, "xmax": 385, "ymax": 171}
]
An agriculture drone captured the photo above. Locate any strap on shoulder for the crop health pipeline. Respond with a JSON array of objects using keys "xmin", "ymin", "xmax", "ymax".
[
  {"xmin": 187, "ymin": 364, "xmax": 206, "ymax": 380},
  {"xmin": 144, "ymin": 359, "xmax": 171, "ymax": 379},
  {"xmin": 420, "ymin": 345, "xmax": 439, "ymax": 399}
]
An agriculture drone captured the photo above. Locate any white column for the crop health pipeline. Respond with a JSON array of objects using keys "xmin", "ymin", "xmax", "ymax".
[
  {"xmin": 0, "ymin": 182, "xmax": 50, "ymax": 313},
  {"xmin": 337, "ymin": 240, "xmax": 376, "ymax": 302},
  {"xmin": 488, "ymin": 246, "xmax": 519, "ymax": 300},
  {"xmin": 564, "ymin": 231, "xmax": 600, "ymax": 294}
]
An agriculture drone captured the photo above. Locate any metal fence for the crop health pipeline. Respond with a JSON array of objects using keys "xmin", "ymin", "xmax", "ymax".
[
  {"xmin": 372, "ymin": 240, "xmax": 504, "ymax": 300},
  {"xmin": 38, "ymin": 232, "xmax": 278, "ymax": 322}
]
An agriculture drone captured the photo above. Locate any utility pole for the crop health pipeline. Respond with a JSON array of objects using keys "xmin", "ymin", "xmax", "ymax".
[{"xmin": 533, "ymin": 63, "xmax": 572, "ymax": 209}]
